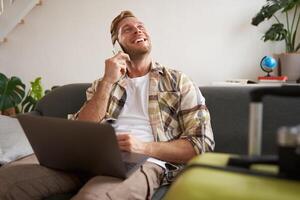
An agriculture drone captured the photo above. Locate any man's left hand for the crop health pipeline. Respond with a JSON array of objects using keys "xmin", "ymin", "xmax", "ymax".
[{"xmin": 117, "ymin": 133, "xmax": 148, "ymax": 154}]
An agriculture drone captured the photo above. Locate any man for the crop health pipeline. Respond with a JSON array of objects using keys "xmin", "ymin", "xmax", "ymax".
[
  {"xmin": 70, "ymin": 10, "xmax": 214, "ymax": 199},
  {"xmin": 0, "ymin": 11, "xmax": 214, "ymax": 200}
]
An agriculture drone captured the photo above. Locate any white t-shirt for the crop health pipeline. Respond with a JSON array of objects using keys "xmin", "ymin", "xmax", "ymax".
[{"xmin": 114, "ymin": 73, "xmax": 166, "ymax": 169}]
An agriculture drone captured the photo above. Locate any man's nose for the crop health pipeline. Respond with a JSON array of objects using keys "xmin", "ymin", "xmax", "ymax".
[{"xmin": 134, "ymin": 27, "xmax": 142, "ymax": 34}]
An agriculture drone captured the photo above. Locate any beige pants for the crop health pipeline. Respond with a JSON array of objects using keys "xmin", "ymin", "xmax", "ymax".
[{"xmin": 0, "ymin": 155, "xmax": 165, "ymax": 200}]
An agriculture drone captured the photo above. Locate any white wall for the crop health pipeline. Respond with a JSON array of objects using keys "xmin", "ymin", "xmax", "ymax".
[
  {"xmin": 0, "ymin": 0, "xmax": 286, "ymax": 90},
  {"xmin": 0, "ymin": 0, "xmax": 38, "ymax": 41}
]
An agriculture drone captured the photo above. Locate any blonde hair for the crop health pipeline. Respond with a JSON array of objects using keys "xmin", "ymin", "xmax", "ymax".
[{"xmin": 110, "ymin": 10, "xmax": 136, "ymax": 44}]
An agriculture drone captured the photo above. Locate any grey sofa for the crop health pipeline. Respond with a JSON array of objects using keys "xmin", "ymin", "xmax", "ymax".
[{"xmin": 29, "ymin": 84, "xmax": 300, "ymax": 199}]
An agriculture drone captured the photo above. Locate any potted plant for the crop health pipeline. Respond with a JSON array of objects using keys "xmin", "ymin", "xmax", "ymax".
[
  {"xmin": 252, "ymin": 0, "xmax": 300, "ymax": 82},
  {"xmin": 0, "ymin": 73, "xmax": 44, "ymax": 116}
]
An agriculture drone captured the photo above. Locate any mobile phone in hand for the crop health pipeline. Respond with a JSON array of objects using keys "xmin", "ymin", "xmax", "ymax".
[
  {"xmin": 112, "ymin": 41, "xmax": 130, "ymax": 75},
  {"xmin": 112, "ymin": 41, "xmax": 124, "ymax": 55}
]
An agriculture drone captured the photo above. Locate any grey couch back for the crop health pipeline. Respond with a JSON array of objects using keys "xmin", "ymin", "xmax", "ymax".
[
  {"xmin": 35, "ymin": 84, "xmax": 300, "ymax": 155},
  {"xmin": 201, "ymin": 86, "xmax": 300, "ymax": 155},
  {"xmin": 35, "ymin": 83, "xmax": 91, "ymax": 118}
]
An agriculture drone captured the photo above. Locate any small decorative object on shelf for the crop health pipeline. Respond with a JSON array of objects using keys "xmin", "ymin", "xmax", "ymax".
[
  {"xmin": 258, "ymin": 75, "xmax": 288, "ymax": 83},
  {"xmin": 259, "ymin": 56, "xmax": 288, "ymax": 83},
  {"xmin": 260, "ymin": 56, "xmax": 277, "ymax": 77}
]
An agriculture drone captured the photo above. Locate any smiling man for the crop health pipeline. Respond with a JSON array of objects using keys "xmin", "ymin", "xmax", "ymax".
[
  {"xmin": 70, "ymin": 10, "xmax": 215, "ymax": 199},
  {"xmin": 0, "ymin": 11, "xmax": 214, "ymax": 200}
]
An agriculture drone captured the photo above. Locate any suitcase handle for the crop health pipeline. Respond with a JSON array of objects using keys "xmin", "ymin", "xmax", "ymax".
[{"xmin": 250, "ymin": 86, "xmax": 300, "ymax": 102}]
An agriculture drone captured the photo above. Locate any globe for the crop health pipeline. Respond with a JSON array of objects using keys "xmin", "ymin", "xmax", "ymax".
[{"xmin": 260, "ymin": 56, "xmax": 278, "ymax": 76}]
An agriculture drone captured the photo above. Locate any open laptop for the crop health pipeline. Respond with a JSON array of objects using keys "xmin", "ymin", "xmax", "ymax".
[{"xmin": 17, "ymin": 115, "xmax": 148, "ymax": 179}]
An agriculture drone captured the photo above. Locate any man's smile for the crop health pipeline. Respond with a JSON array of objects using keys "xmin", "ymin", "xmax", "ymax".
[{"xmin": 132, "ymin": 37, "xmax": 147, "ymax": 44}]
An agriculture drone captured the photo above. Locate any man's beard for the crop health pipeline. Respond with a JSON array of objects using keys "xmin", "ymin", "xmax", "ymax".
[{"xmin": 124, "ymin": 44, "xmax": 152, "ymax": 59}]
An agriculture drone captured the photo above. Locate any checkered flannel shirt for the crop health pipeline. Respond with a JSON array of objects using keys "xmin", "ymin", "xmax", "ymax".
[{"xmin": 71, "ymin": 62, "xmax": 215, "ymax": 183}]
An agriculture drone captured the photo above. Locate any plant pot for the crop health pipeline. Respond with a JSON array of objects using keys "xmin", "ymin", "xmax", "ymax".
[
  {"xmin": 278, "ymin": 53, "xmax": 300, "ymax": 82},
  {"xmin": 1, "ymin": 107, "xmax": 16, "ymax": 116}
]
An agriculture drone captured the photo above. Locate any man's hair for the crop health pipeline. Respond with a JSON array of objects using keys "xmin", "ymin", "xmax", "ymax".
[{"xmin": 110, "ymin": 10, "xmax": 136, "ymax": 44}]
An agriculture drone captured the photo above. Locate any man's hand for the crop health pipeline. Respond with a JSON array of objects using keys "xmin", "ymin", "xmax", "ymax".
[
  {"xmin": 117, "ymin": 133, "xmax": 147, "ymax": 154},
  {"xmin": 103, "ymin": 52, "xmax": 130, "ymax": 84},
  {"xmin": 116, "ymin": 133, "xmax": 197, "ymax": 164}
]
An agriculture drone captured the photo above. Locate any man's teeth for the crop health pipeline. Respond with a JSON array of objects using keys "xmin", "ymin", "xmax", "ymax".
[{"xmin": 135, "ymin": 38, "xmax": 145, "ymax": 43}]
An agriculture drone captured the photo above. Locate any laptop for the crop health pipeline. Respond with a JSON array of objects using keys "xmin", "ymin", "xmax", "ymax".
[{"xmin": 17, "ymin": 115, "xmax": 148, "ymax": 179}]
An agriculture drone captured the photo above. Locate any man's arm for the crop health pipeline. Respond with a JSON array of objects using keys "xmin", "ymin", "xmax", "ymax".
[
  {"xmin": 145, "ymin": 139, "xmax": 196, "ymax": 164},
  {"xmin": 117, "ymin": 134, "xmax": 196, "ymax": 164},
  {"xmin": 77, "ymin": 80, "xmax": 113, "ymax": 122},
  {"xmin": 75, "ymin": 52, "xmax": 130, "ymax": 122}
]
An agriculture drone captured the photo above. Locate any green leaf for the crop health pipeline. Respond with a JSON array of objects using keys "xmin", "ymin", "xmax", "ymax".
[
  {"xmin": 252, "ymin": 2, "xmax": 283, "ymax": 26},
  {"xmin": 295, "ymin": 42, "xmax": 300, "ymax": 51},
  {"xmin": 30, "ymin": 77, "xmax": 44, "ymax": 101},
  {"xmin": 0, "ymin": 73, "xmax": 26, "ymax": 111},
  {"xmin": 21, "ymin": 95, "xmax": 37, "ymax": 113},
  {"xmin": 282, "ymin": 0, "xmax": 300, "ymax": 12},
  {"xmin": 263, "ymin": 23, "xmax": 288, "ymax": 41},
  {"xmin": 20, "ymin": 77, "xmax": 44, "ymax": 113},
  {"xmin": 252, "ymin": 0, "xmax": 300, "ymax": 52}
]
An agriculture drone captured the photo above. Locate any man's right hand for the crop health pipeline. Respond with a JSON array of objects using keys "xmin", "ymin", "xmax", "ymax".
[{"xmin": 103, "ymin": 52, "xmax": 130, "ymax": 84}]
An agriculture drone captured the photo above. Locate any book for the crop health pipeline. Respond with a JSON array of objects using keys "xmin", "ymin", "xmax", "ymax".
[
  {"xmin": 258, "ymin": 76, "xmax": 288, "ymax": 83},
  {"xmin": 211, "ymin": 79, "xmax": 257, "ymax": 86}
]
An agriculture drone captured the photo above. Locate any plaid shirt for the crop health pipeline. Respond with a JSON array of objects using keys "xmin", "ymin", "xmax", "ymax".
[{"xmin": 71, "ymin": 61, "xmax": 215, "ymax": 182}]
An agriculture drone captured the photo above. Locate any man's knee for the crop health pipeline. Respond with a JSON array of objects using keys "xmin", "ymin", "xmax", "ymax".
[{"xmin": 72, "ymin": 176, "xmax": 121, "ymax": 200}]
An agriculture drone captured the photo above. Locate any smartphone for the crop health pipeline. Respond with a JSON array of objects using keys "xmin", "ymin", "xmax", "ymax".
[
  {"xmin": 112, "ymin": 41, "xmax": 124, "ymax": 55},
  {"xmin": 112, "ymin": 41, "xmax": 129, "ymax": 76}
]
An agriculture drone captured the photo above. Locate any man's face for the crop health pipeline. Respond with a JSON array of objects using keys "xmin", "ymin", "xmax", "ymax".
[{"xmin": 117, "ymin": 17, "xmax": 151, "ymax": 56}]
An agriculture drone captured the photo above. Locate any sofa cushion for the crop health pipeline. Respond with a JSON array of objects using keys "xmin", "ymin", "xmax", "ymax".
[
  {"xmin": 36, "ymin": 84, "xmax": 90, "ymax": 118},
  {"xmin": 0, "ymin": 115, "xmax": 33, "ymax": 165}
]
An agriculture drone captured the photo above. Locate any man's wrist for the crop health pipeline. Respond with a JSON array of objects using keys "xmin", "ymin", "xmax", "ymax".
[
  {"xmin": 144, "ymin": 142, "xmax": 154, "ymax": 156},
  {"xmin": 101, "ymin": 78, "xmax": 115, "ymax": 86},
  {"xmin": 93, "ymin": 79, "xmax": 113, "ymax": 100}
]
